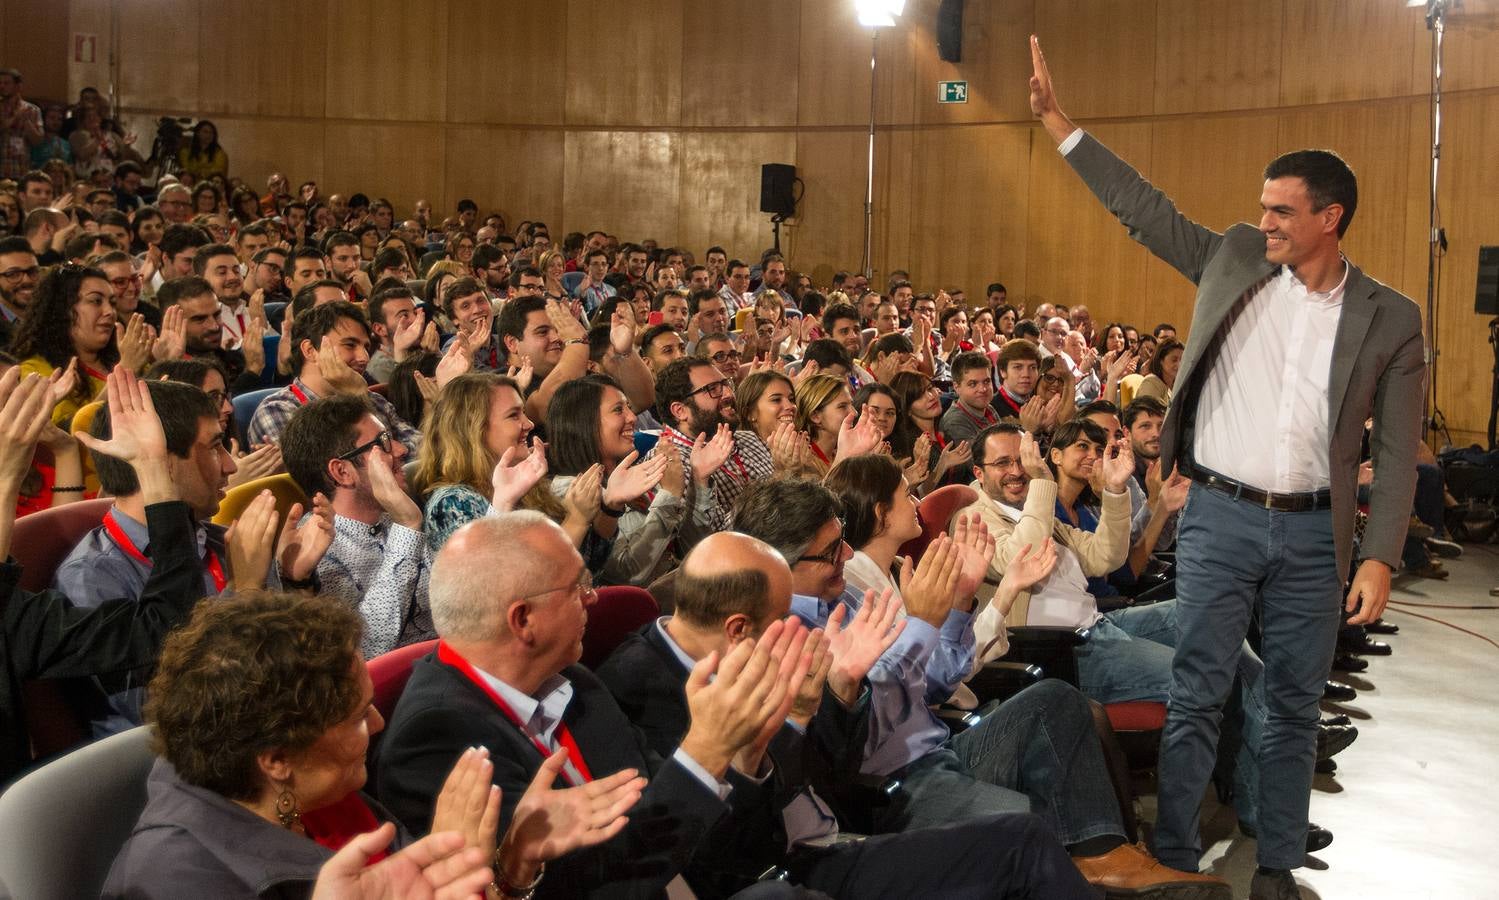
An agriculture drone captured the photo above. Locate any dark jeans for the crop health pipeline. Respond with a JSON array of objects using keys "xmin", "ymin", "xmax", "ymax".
[
  {"xmin": 1157, "ymin": 483, "xmax": 1342, "ymax": 871},
  {"xmin": 876, "ymin": 679, "xmax": 1124, "ymax": 848},
  {"xmin": 789, "ymin": 813, "xmax": 1096, "ymax": 899}
]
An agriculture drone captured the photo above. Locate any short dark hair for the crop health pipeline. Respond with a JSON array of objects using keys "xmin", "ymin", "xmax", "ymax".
[
  {"xmin": 1048, "ymin": 418, "xmax": 1111, "ymax": 477},
  {"xmin": 1152, "ymin": 323, "xmax": 1176, "ymax": 338},
  {"xmin": 949, "ymin": 350, "xmax": 990, "ymax": 384},
  {"xmin": 996, "ymin": 338, "xmax": 1041, "ymax": 370},
  {"xmin": 653, "ymin": 357, "xmax": 717, "ymax": 429},
  {"xmin": 368, "ymin": 282, "xmax": 416, "ymax": 328},
  {"xmin": 495, "ymin": 294, "xmax": 546, "ymax": 344},
  {"xmin": 472, "ymin": 243, "xmax": 505, "ymax": 271},
  {"xmin": 652, "ymin": 289, "xmax": 686, "ymax": 312},
  {"xmin": 0, "ymin": 236, "xmax": 32, "ymax": 256},
  {"xmin": 686, "ymin": 288, "xmax": 719, "ymax": 317},
  {"xmin": 824, "ymin": 454, "xmax": 905, "ymax": 551},
  {"xmin": 639, "ymin": 322, "xmax": 679, "ymax": 356},
  {"xmin": 146, "ymin": 591, "xmax": 364, "ymax": 802},
  {"xmin": 672, "ymin": 565, "xmax": 772, "ymax": 631},
  {"xmin": 730, "ymin": 477, "xmax": 842, "ymax": 564},
  {"xmin": 281, "ymin": 394, "xmax": 371, "ymax": 498},
  {"xmin": 972, "ymin": 420, "xmax": 1024, "ymax": 467},
  {"xmin": 456, "ymin": 198, "xmax": 478, "ymax": 214},
  {"xmin": 191, "ymin": 242, "xmax": 237, "ymax": 275},
  {"xmin": 986, "ymin": 282, "xmax": 1007, "ymax": 295},
  {"xmin": 802, "ymin": 338, "xmax": 852, "ymax": 371},
  {"xmin": 155, "ymin": 275, "xmax": 215, "ymax": 309},
  {"xmin": 1263, "ymin": 149, "xmax": 1358, "ymax": 237},
  {"xmin": 821, "ymin": 302, "xmax": 859, "ymax": 333},
  {"xmin": 1077, "ymin": 399, "xmax": 1119, "ymax": 420},
  {"xmin": 159, "ymin": 223, "xmax": 210, "ymax": 259},
  {"xmin": 289, "ymin": 300, "xmax": 368, "ymax": 370},
  {"xmin": 322, "ymin": 230, "xmax": 359, "ymax": 254},
  {"xmin": 939, "ymin": 306, "xmax": 966, "ymax": 331},
  {"xmin": 372, "ymin": 247, "xmax": 407, "ymax": 273},
  {"xmin": 1122, "ymin": 396, "xmax": 1168, "ymax": 429},
  {"xmin": 147, "ymin": 357, "xmax": 227, "ymax": 393},
  {"xmin": 92, "ymin": 380, "xmax": 218, "ymax": 496},
  {"xmin": 1013, "ymin": 320, "xmax": 1041, "ymax": 340}
]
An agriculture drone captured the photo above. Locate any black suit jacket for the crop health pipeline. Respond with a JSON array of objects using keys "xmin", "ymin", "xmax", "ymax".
[
  {"xmin": 594, "ymin": 625, "xmax": 873, "ymax": 895},
  {"xmin": 374, "ymin": 653, "xmax": 730, "ymax": 900}
]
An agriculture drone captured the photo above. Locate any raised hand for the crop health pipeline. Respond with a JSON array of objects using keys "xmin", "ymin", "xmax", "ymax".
[
  {"xmin": 545, "ymin": 298, "xmax": 586, "ymax": 343},
  {"xmin": 227, "ymin": 440, "xmax": 284, "ymax": 488},
  {"xmin": 413, "ymin": 372, "xmax": 439, "ymax": 407},
  {"xmin": 657, "ymin": 443, "xmax": 686, "ymax": 496},
  {"xmin": 310, "ymin": 824, "xmax": 490, "ymax": 900},
  {"xmin": 835, "ymin": 404, "xmax": 883, "ymax": 461},
  {"xmin": 393, "ymin": 309, "xmax": 427, "ymax": 359},
  {"xmin": 787, "ymin": 628, "xmax": 832, "ymax": 726},
  {"xmin": 74, "ymin": 367, "xmax": 167, "ymax": 464},
  {"xmin": 506, "ymin": 359, "xmax": 534, "ymax": 394},
  {"xmin": 116, "ymin": 312, "xmax": 155, "ymax": 373},
  {"xmin": 790, "ymin": 359, "xmax": 821, "ymax": 387},
  {"xmin": 898, "ymin": 534, "xmax": 962, "ymax": 628},
  {"xmin": 1143, "ymin": 457, "xmax": 1162, "ymax": 503},
  {"xmin": 1100, "ymin": 437, "xmax": 1135, "ymax": 493},
  {"xmin": 949, "ymin": 512, "xmax": 997, "ymax": 604},
  {"xmin": 603, "ymin": 450, "xmax": 667, "ymax": 507},
  {"xmin": 1018, "ymin": 394, "xmax": 1048, "ymax": 435},
  {"xmin": 241, "ymin": 315, "xmax": 267, "ymax": 375},
  {"xmin": 1019, "ymin": 431, "xmax": 1051, "ymax": 481},
  {"xmin": 736, "ymin": 619, "xmax": 813, "ymax": 774},
  {"xmin": 419, "ymin": 321, "xmax": 441, "ymax": 354},
  {"xmin": 680, "ymin": 621, "xmax": 805, "ymax": 778},
  {"xmin": 491, "ymin": 441, "xmax": 549, "ymax": 513},
  {"xmin": 430, "ymin": 747, "xmax": 502, "ymax": 871},
  {"xmin": 45, "ymin": 357, "xmax": 79, "ymax": 407},
  {"xmin": 435, "ymin": 332, "xmax": 474, "ymax": 388},
  {"xmin": 609, "ymin": 305, "xmax": 637, "ymax": 356},
  {"xmin": 935, "ymin": 438, "xmax": 972, "ymax": 473},
  {"xmin": 461, "ymin": 311, "xmax": 494, "ymax": 355},
  {"xmin": 246, "ymin": 289, "xmax": 267, "ymax": 328},
  {"xmin": 318, "ymin": 335, "xmax": 368, "ymax": 395},
  {"xmin": 367, "ymin": 445, "xmax": 423, "ymax": 530},
  {"xmin": 1159, "ymin": 466, "xmax": 1190, "ymax": 513},
  {"xmin": 0, "ymin": 370, "xmax": 57, "ymax": 490},
  {"xmin": 563, "ymin": 463, "xmax": 603, "ymax": 524},
  {"xmin": 1028, "ymin": 35, "xmax": 1076, "ymax": 142},
  {"xmin": 689, "ymin": 424, "xmax": 735, "ymax": 486},
  {"xmin": 501, "ymin": 750, "xmax": 645, "ymax": 878},
  {"xmin": 767, "ymin": 421, "xmax": 806, "ymax": 472},
  {"xmin": 226, "ymin": 490, "xmax": 280, "ymax": 590},
  {"xmin": 998, "ymin": 538, "xmax": 1059, "ymax": 601},
  {"xmin": 824, "ymin": 589, "xmax": 905, "ymax": 704},
  {"xmin": 152, "ymin": 304, "xmax": 187, "ymax": 361},
  {"xmin": 278, "ymin": 493, "xmax": 335, "ymax": 582}
]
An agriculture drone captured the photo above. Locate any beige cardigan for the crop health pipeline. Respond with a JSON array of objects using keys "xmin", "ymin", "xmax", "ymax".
[{"xmin": 953, "ymin": 478, "xmax": 1132, "ymax": 666}]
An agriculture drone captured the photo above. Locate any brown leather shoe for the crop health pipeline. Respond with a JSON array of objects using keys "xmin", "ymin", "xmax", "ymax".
[{"xmin": 1073, "ymin": 843, "xmax": 1231, "ymax": 898}]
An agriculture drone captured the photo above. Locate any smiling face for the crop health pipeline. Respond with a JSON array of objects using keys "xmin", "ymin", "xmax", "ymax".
[
  {"xmin": 750, "ymin": 377, "xmax": 797, "ymax": 439},
  {"xmin": 789, "ymin": 516, "xmax": 852, "ymax": 601},
  {"xmin": 862, "ymin": 391, "xmax": 899, "ymax": 438},
  {"xmin": 1260, "ymin": 176, "xmax": 1341, "ymax": 269},
  {"xmin": 301, "ymin": 317, "xmax": 370, "ymax": 377},
  {"xmin": 202, "ymin": 252, "xmax": 243, "ymax": 302},
  {"xmin": 507, "ymin": 309, "xmax": 564, "ymax": 376},
  {"xmin": 597, "ymin": 386, "xmax": 638, "ymax": 462},
  {"xmin": 484, "ymin": 384, "xmax": 534, "ymax": 460},
  {"xmin": 286, "ymin": 661, "xmax": 381, "ymax": 812},
  {"xmin": 175, "ymin": 415, "xmax": 236, "ymax": 518},
  {"xmin": 976, "ymin": 430, "xmax": 1029, "ymax": 505}
]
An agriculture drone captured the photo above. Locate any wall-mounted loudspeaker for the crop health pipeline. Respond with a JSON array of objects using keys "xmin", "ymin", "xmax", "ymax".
[{"xmin": 937, "ymin": 0, "xmax": 965, "ymax": 62}]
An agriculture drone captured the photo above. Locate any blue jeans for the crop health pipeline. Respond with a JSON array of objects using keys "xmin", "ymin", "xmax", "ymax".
[
  {"xmin": 878, "ymin": 679, "xmax": 1125, "ymax": 848},
  {"xmin": 1158, "ymin": 483, "xmax": 1342, "ymax": 871},
  {"xmin": 1073, "ymin": 600, "xmax": 1267, "ymax": 832}
]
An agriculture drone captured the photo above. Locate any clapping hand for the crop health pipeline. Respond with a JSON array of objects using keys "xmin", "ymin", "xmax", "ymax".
[
  {"xmin": 680, "ymin": 622, "xmax": 806, "ymax": 778},
  {"xmin": 1158, "ymin": 466, "xmax": 1190, "ymax": 513},
  {"xmin": 490, "ymin": 440, "xmax": 548, "ymax": 513},
  {"xmin": 226, "ymin": 490, "xmax": 280, "ymax": 590},
  {"xmin": 835, "ymin": 404, "xmax": 883, "ymax": 461},
  {"xmin": 506, "ymin": 359, "xmax": 534, "ymax": 393},
  {"xmin": 430, "ymin": 747, "xmax": 502, "ymax": 872},
  {"xmin": 461, "ymin": 312, "xmax": 494, "ymax": 356},
  {"xmin": 994, "ymin": 539, "xmax": 1059, "ymax": 617},
  {"xmin": 393, "ymin": 309, "xmax": 427, "ymax": 360},
  {"xmin": 367, "ymin": 444, "xmax": 422, "ymax": 530},
  {"xmin": 824, "ymin": 589, "xmax": 905, "ymax": 705},
  {"xmin": 602, "ymin": 450, "xmax": 667, "ymax": 508},
  {"xmin": 310, "ymin": 825, "xmax": 490, "ymax": 900},
  {"xmin": 898, "ymin": 534, "xmax": 962, "ymax": 629},
  {"xmin": 0, "ymin": 369, "xmax": 57, "ymax": 491},
  {"xmin": 435, "ymin": 332, "xmax": 474, "ymax": 388},
  {"xmin": 116, "ymin": 312, "xmax": 156, "ymax": 373},
  {"xmin": 790, "ymin": 359, "xmax": 821, "ymax": 387},
  {"xmin": 949, "ymin": 512, "xmax": 996, "ymax": 605},
  {"xmin": 935, "ymin": 439, "xmax": 972, "ymax": 473},
  {"xmin": 737, "ymin": 619, "xmax": 814, "ymax": 773},
  {"xmin": 152, "ymin": 304, "xmax": 187, "ymax": 361},
  {"xmin": 501, "ymin": 750, "xmax": 645, "ymax": 877},
  {"xmin": 689, "ymin": 424, "xmax": 735, "ymax": 486},
  {"xmin": 609, "ymin": 305, "xmax": 638, "ymax": 356},
  {"xmin": 1100, "ymin": 437, "xmax": 1135, "ymax": 493},
  {"xmin": 227, "ymin": 439, "xmax": 284, "ymax": 488},
  {"xmin": 563, "ymin": 464, "xmax": 604, "ymax": 524},
  {"xmin": 74, "ymin": 367, "xmax": 167, "ymax": 465},
  {"xmin": 277, "ymin": 493, "xmax": 334, "ymax": 583},
  {"xmin": 241, "ymin": 316, "xmax": 267, "ymax": 375},
  {"xmin": 1019, "ymin": 431, "xmax": 1051, "ymax": 481}
]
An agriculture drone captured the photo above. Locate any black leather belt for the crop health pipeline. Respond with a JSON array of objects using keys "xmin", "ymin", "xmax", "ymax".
[{"xmin": 1188, "ymin": 467, "xmax": 1331, "ymax": 512}]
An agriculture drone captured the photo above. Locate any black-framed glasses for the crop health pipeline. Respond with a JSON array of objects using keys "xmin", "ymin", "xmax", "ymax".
[
  {"xmin": 0, "ymin": 266, "xmax": 39, "ymax": 280},
  {"xmin": 709, "ymin": 349, "xmax": 741, "ymax": 364},
  {"xmin": 981, "ymin": 456, "xmax": 1024, "ymax": 471},
  {"xmin": 797, "ymin": 520, "xmax": 847, "ymax": 566},
  {"xmin": 336, "ymin": 430, "xmax": 393, "ymax": 462},
  {"xmin": 688, "ymin": 379, "xmax": 731, "ymax": 400},
  {"xmin": 1040, "ymin": 373, "xmax": 1063, "ymax": 386}
]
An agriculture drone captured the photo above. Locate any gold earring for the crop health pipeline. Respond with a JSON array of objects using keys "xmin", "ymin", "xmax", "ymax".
[{"xmin": 275, "ymin": 785, "xmax": 301, "ymax": 831}]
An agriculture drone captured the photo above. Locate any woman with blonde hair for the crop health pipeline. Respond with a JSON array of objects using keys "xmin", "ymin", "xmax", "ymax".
[
  {"xmin": 793, "ymin": 373, "xmax": 881, "ymax": 475},
  {"xmin": 535, "ymin": 248, "xmax": 568, "ymax": 301},
  {"xmin": 410, "ymin": 373, "xmax": 608, "ymax": 567}
]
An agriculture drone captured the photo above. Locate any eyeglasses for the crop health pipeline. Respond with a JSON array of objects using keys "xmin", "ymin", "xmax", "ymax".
[
  {"xmin": 797, "ymin": 521, "xmax": 848, "ymax": 566},
  {"xmin": 108, "ymin": 274, "xmax": 143, "ymax": 289},
  {"xmin": 1040, "ymin": 373, "xmax": 1063, "ymax": 386},
  {"xmin": 205, "ymin": 389, "xmax": 228, "ymax": 407},
  {"xmin": 688, "ymin": 379, "xmax": 731, "ymax": 400},
  {"xmin": 709, "ymin": 350, "xmax": 740, "ymax": 364},
  {"xmin": 336, "ymin": 429, "xmax": 393, "ymax": 462},
  {"xmin": 0, "ymin": 266, "xmax": 39, "ymax": 281},
  {"xmin": 981, "ymin": 456, "xmax": 1023, "ymax": 471},
  {"xmin": 519, "ymin": 569, "xmax": 597, "ymax": 604}
]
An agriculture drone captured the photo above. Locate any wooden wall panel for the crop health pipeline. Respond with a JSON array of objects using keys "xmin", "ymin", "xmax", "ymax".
[
  {"xmin": 116, "ymin": 0, "xmax": 199, "ymax": 112},
  {"xmin": 564, "ymin": 0, "xmax": 682, "ymax": 127},
  {"xmin": 871, "ymin": 127, "xmax": 918, "ymax": 284},
  {"xmin": 1032, "ymin": 0, "xmax": 1157, "ymax": 121},
  {"xmin": 563, "ymin": 131, "xmax": 681, "ymax": 241},
  {"xmin": 681, "ymin": 0, "xmax": 799, "ymax": 128},
  {"xmin": 67, "ymin": 0, "xmax": 113, "ymax": 102},
  {"xmin": 443, "ymin": 128, "xmax": 566, "ymax": 238},
  {"xmin": 446, "ymin": 6, "xmax": 565, "ymax": 126},
  {"xmin": 1024, "ymin": 122, "xmax": 1153, "ymax": 313},
  {"xmin": 797, "ymin": 0, "xmax": 872, "ymax": 127},
  {"xmin": 1279, "ymin": 1, "xmax": 1420, "ymax": 106},
  {"xmin": 677, "ymin": 131, "xmax": 797, "ymax": 261},
  {"xmin": 1416, "ymin": 0, "xmax": 1499, "ymax": 93},
  {"xmin": 2, "ymin": 0, "xmax": 69, "ymax": 104},
  {"xmin": 211, "ymin": 118, "xmax": 325, "ymax": 194},
  {"xmin": 324, "ymin": 0, "xmax": 448, "ymax": 123},
  {"xmin": 905, "ymin": 124, "xmax": 1031, "ymax": 299},
  {"xmin": 1140, "ymin": 115, "xmax": 1282, "ymax": 334},
  {"xmin": 1153, "ymin": 0, "xmax": 1283, "ymax": 115},
  {"xmin": 790, "ymin": 131, "xmax": 868, "ymax": 282},
  {"xmin": 199, "ymin": 1, "xmax": 326, "ymax": 118},
  {"xmin": 323, "ymin": 123, "xmax": 444, "ymax": 215},
  {"xmin": 909, "ymin": 0, "xmax": 1035, "ymax": 125}
]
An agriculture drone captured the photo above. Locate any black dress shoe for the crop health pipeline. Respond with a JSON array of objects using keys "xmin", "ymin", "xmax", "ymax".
[
  {"xmin": 1250, "ymin": 868, "xmax": 1301, "ymax": 900},
  {"xmin": 1323, "ymin": 679, "xmax": 1357, "ymax": 702},
  {"xmin": 1364, "ymin": 618, "xmax": 1400, "ymax": 635},
  {"xmin": 1331, "ymin": 652, "xmax": 1369, "ymax": 673},
  {"xmin": 1320, "ymin": 714, "xmax": 1351, "ymax": 727},
  {"xmin": 1238, "ymin": 822, "xmax": 1334, "ymax": 854},
  {"xmin": 1315, "ymin": 758, "xmax": 1337, "ymax": 775},
  {"xmin": 1426, "ymin": 536, "xmax": 1463, "ymax": 558},
  {"xmin": 1339, "ymin": 634, "xmax": 1392, "ymax": 656},
  {"xmin": 1316, "ymin": 723, "xmax": 1358, "ymax": 760}
]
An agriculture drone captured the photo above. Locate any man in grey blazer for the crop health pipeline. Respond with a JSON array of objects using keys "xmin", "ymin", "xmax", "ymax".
[{"xmin": 1028, "ymin": 35, "xmax": 1425, "ymax": 900}]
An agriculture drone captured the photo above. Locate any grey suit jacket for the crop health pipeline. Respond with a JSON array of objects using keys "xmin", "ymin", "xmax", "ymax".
[{"xmin": 1064, "ymin": 132, "xmax": 1425, "ymax": 581}]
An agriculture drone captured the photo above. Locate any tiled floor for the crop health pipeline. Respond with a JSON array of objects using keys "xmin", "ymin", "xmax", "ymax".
[{"xmin": 1136, "ymin": 542, "xmax": 1499, "ymax": 899}]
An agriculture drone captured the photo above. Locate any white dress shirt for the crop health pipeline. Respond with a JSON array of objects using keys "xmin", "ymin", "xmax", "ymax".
[{"xmin": 1191, "ymin": 264, "xmax": 1347, "ymax": 492}]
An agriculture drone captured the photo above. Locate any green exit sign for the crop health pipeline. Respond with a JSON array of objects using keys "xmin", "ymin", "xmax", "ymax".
[{"xmin": 938, "ymin": 80, "xmax": 968, "ymax": 103}]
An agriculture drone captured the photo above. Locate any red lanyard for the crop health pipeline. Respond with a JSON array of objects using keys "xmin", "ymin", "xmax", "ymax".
[
  {"xmin": 662, "ymin": 427, "xmax": 749, "ymax": 484},
  {"xmin": 808, "ymin": 440, "xmax": 830, "ymax": 465},
  {"xmin": 436, "ymin": 641, "xmax": 594, "ymax": 785},
  {"xmin": 80, "ymin": 363, "xmax": 109, "ymax": 382},
  {"xmin": 926, "ymin": 429, "xmax": 947, "ymax": 449},
  {"xmin": 287, "ymin": 383, "xmax": 310, "ymax": 405},
  {"xmin": 957, "ymin": 402, "xmax": 996, "ymax": 430},
  {"xmin": 103, "ymin": 509, "xmax": 226, "ymax": 592}
]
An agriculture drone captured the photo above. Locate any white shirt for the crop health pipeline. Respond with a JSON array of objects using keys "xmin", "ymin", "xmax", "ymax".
[{"xmin": 1191, "ymin": 264, "xmax": 1347, "ymax": 492}]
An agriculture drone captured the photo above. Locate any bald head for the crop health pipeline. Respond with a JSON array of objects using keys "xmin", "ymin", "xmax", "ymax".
[
  {"xmin": 674, "ymin": 532, "xmax": 792, "ymax": 632},
  {"xmin": 429, "ymin": 511, "xmax": 571, "ymax": 641}
]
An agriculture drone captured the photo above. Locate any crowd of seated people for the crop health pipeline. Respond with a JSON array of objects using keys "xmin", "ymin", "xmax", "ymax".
[{"xmin": 0, "ymin": 61, "xmax": 1438, "ymax": 900}]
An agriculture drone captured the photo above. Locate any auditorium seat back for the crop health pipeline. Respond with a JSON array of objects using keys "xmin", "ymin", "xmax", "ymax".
[
  {"xmin": 582, "ymin": 587, "xmax": 660, "ymax": 669},
  {"xmin": 369, "ymin": 640, "xmax": 438, "ymax": 721},
  {"xmin": 898, "ymin": 484, "xmax": 978, "ymax": 562}
]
